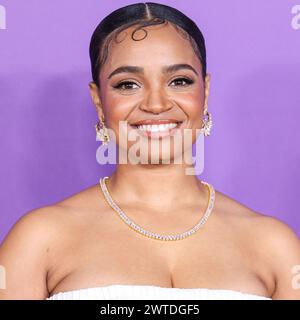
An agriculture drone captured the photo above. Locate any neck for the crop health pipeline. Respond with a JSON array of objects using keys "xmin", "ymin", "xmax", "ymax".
[{"xmin": 104, "ymin": 163, "xmax": 208, "ymax": 211}]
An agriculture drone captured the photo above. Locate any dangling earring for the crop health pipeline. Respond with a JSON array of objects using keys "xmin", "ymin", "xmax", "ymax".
[
  {"xmin": 95, "ymin": 114, "xmax": 110, "ymax": 145},
  {"xmin": 201, "ymin": 107, "xmax": 212, "ymax": 136}
]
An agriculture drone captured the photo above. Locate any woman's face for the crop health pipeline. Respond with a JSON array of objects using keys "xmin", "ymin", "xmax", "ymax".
[{"xmin": 89, "ymin": 22, "xmax": 210, "ymax": 164}]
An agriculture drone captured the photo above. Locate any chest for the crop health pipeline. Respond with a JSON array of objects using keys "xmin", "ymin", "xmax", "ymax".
[{"xmin": 47, "ymin": 216, "xmax": 270, "ymax": 297}]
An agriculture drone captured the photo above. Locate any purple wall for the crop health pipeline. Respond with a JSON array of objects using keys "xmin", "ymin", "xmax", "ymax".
[{"xmin": 0, "ymin": 0, "xmax": 300, "ymax": 243}]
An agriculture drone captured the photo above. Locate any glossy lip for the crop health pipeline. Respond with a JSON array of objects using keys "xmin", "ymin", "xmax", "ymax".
[
  {"xmin": 128, "ymin": 120, "xmax": 184, "ymax": 139},
  {"xmin": 130, "ymin": 119, "xmax": 183, "ymax": 126}
]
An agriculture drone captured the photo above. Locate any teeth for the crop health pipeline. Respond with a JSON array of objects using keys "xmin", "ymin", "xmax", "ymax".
[{"xmin": 135, "ymin": 123, "xmax": 179, "ymax": 132}]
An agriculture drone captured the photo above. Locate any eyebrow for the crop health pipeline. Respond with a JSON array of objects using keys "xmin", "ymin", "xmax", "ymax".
[{"xmin": 107, "ymin": 63, "xmax": 199, "ymax": 79}]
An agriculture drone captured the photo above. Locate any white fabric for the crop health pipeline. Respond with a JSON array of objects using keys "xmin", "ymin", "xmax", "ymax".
[{"xmin": 46, "ymin": 284, "xmax": 272, "ymax": 300}]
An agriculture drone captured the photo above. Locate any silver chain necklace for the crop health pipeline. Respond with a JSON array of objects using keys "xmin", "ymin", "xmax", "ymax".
[{"xmin": 99, "ymin": 176, "xmax": 215, "ymax": 241}]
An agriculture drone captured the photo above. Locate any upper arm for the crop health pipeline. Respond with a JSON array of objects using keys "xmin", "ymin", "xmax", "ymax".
[
  {"xmin": 0, "ymin": 207, "xmax": 55, "ymax": 300},
  {"xmin": 261, "ymin": 217, "xmax": 300, "ymax": 299}
]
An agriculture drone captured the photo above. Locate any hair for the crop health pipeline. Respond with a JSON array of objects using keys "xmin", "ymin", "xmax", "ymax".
[{"xmin": 89, "ymin": 2, "xmax": 207, "ymax": 87}]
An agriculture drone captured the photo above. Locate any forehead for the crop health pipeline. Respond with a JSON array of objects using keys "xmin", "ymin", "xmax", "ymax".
[{"xmin": 102, "ymin": 22, "xmax": 201, "ymax": 75}]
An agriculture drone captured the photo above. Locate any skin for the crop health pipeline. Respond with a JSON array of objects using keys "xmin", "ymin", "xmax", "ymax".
[{"xmin": 1, "ymin": 23, "xmax": 300, "ymax": 300}]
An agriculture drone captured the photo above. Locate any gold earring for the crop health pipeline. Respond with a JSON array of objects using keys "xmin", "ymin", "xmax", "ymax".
[
  {"xmin": 201, "ymin": 107, "xmax": 212, "ymax": 136},
  {"xmin": 95, "ymin": 114, "xmax": 110, "ymax": 145}
]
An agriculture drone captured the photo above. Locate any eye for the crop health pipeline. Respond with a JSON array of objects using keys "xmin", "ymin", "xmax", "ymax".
[
  {"xmin": 112, "ymin": 77, "xmax": 195, "ymax": 91},
  {"xmin": 113, "ymin": 81, "xmax": 140, "ymax": 91},
  {"xmin": 169, "ymin": 77, "xmax": 194, "ymax": 87}
]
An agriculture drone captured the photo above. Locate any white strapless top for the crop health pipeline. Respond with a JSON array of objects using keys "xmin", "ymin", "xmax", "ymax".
[{"xmin": 46, "ymin": 284, "xmax": 272, "ymax": 300}]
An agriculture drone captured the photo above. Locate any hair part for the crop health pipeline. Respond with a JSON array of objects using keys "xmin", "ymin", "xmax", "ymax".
[{"xmin": 89, "ymin": 2, "xmax": 207, "ymax": 87}]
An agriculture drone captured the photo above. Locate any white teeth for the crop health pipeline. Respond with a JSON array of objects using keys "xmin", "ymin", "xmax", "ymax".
[{"xmin": 136, "ymin": 123, "xmax": 178, "ymax": 132}]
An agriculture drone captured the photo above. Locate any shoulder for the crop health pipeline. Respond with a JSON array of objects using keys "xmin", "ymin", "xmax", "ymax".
[
  {"xmin": 1, "ymin": 205, "xmax": 63, "ymax": 249},
  {"xmin": 0, "ymin": 183, "xmax": 102, "ymax": 255},
  {"xmin": 214, "ymin": 188, "xmax": 296, "ymax": 231},
  {"xmin": 0, "ymin": 205, "xmax": 65, "ymax": 299},
  {"xmin": 252, "ymin": 214, "xmax": 300, "ymax": 299},
  {"xmin": 216, "ymin": 190, "xmax": 300, "ymax": 299},
  {"xmin": 0, "ymin": 184, "xmax": 100, "ymax": 299},
  {"xmin": 1, "ymin": 201, "xmax": 78, "ymax": 248},
  {"xmin": 217, "ymin": 189, "xmax": 300, "ymax": 255},
  {"xmin": 246, "ymin": 211, "xmax": 300, "ymax": 261},
  {"xmin": 0, "ymin": 204, "xmax": 72, "ymax": 268},
  {"xmin": 1, "ymin": 182, "xmax": 101, "ymax": 246}
]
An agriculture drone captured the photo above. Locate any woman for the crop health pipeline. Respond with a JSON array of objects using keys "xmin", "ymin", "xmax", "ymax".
[{"xmin": 1, "ymin": 2, "xmax": 300, "ymax": 300}]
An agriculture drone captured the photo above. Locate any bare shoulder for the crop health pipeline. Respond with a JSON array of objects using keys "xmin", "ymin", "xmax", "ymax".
[
  {"xmin": 249, "ymin": 213, "xmax": 300, "ymax": 299},
  {"xmin": 216, "ymin": 189, "xmax": 300, "ymax": 249},
  {"xmin": 0, "ymin": 205, "xmax": 67, "ymax": 299},
  {"xmin": 2, "ymin": 182, "xmax": 102, "ymax": 244},
  {"xmin": 215, "ymin": 189, "xmax": 300, "ymax": 299},
  {"xmin": 0, "ymin": 184, "xmax": 99, "ymax": 299},
  {"xmin": 0, "ymin": 200, "xmax": 80, "ymax": 250},
  {"xmin": 215, "ymin": 188, "xmax": 295, "ymax": 226},
  {"xmin": 55, "ymin": 183, "xmax": 101, "ymax": 209}
]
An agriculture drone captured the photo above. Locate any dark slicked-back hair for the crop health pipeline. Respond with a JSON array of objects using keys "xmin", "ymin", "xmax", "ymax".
[{"xmin": 89, "ymin": 2, "xmax": 207, "ymax": 87}]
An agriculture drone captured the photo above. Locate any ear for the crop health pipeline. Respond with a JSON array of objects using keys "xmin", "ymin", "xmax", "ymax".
[
  {"xmin": 203, "ymin": 73, "xmax": 211, "ymax": 111},
  {"xmin": 88, "ymin": 81, "xmax": 104, "ymax": 118}
]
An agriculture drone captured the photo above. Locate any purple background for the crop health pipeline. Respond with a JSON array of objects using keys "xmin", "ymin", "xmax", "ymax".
[{"xmin": 0, "ymin": 0, "xmax": 299, "ymax": 243}]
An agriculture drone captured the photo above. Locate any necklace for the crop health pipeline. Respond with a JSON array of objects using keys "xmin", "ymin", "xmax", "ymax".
[{"xmin": 99, "ymin": 176, "xmax": 215, "ymax": 241}]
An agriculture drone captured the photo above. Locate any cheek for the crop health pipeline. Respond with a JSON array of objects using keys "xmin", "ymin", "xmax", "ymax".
[
  {"xmin": 179, "ymin": 89, "xmax": 205, "ymax": 126},
  {"xmin": 100, "ymin": 91, "xmax": 139, "ymax": 148},
  {"xmin": 100, "ymin": 90, "xmax": 134, "ymax": 129}
]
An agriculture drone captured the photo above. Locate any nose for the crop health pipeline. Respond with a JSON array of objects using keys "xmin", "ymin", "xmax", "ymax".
[{"xmin": 139, "ymin": 88, "xmax": 173, "ymax": 114}]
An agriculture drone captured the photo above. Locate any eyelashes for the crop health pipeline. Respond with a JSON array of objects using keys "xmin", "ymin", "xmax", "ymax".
[
  {"xmin": 112, "ymin": 77, "xmax": 195, "ymax": 91},
  {"xmin": 170, "ymin": 77, "xmax": 195, "ymax": 87}
]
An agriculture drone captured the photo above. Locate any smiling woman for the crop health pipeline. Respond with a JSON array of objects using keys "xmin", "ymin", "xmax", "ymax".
[
  {"xmin": 89, "ymin": 2, "xmax": 211, "ymax": 168},
  {"xmin": 1, "ymin": 2, "xmax": 300, "ymax": 301}
]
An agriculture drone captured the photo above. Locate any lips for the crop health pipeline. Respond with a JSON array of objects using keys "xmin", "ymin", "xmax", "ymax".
[
  {"xmin": 128, "ymin": 119, "xmax": 184, "ymax": 138},
  {"xmin": 130, "ymin": 119, "xmax": 183, "ymax": 126}
]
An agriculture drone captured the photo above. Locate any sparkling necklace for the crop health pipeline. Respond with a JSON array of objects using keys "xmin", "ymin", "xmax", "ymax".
[{"xmin": 99, "ymin": 176, "xmax": 215, "ymax": 241}]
